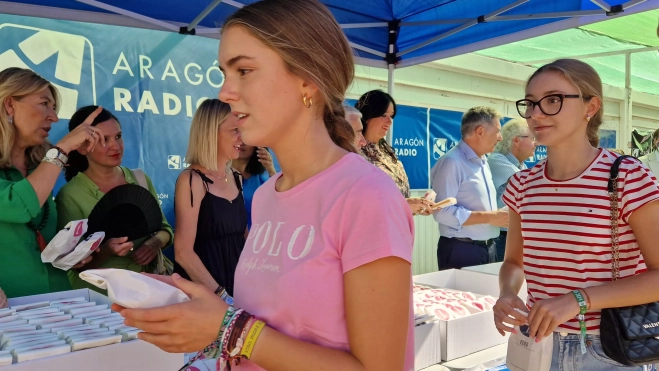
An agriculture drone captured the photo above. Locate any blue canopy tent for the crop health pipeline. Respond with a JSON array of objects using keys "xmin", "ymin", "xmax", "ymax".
[
  {"xmin": 3, "ymin": 1, "xmax": 658, "ymax": 67},
  {"xmin": 2, "ymin": 0, "xmax": 659, "ymax": 143}
]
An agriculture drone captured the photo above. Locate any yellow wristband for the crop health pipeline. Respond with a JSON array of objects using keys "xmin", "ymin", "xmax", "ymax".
[{"xmin": 240, "ymin": 320, "xmax": 266, "ymax": 360}]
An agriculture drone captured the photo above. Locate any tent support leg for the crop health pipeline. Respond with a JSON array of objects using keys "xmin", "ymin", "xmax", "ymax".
[
  {"xmin": 622, "ymin": 52, "xmax": 633, "ymax": 154},
  {"xmin": 386, "ymin": 64, "xmax": 395, "ymax": 145}
]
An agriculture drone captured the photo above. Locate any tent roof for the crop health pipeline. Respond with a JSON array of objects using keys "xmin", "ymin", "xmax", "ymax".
[
  {"xmin": 476, "ymin": 9, "xmax": 659, "ymax": 96},
  {"xmin": 1, "ymin": 0, "xmax": 658, "ymax": 68}
]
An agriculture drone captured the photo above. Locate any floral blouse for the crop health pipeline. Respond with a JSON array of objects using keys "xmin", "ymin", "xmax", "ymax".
[{"xmin": 361, "ymin": 140, "xmax": 411, "ymax": 198}]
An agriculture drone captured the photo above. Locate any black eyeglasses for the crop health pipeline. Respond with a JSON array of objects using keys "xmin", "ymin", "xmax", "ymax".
[{"xmin": 516, "ymin": 94, "xmax": 582, "ymax": 119}]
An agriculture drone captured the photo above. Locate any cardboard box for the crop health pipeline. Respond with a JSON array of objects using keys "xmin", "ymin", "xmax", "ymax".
[
  {"xmin": 461, "ymin": 263, "xmax": 528, "ymax": 303},
  {"xmin": 5, "ymin": 289, "xmax": 183, "ymax": 370},
  {"xmin": 413, "ymin": 270, "xmax": 508, "ymax": 362},
  {"xmin": 415, "ymin": 321, "xmax": 441, "ymax": 370}
]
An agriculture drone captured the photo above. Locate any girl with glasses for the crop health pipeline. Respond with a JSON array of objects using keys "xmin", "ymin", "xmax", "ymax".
[{"xmin": 495, "ymin": 59, "xmax": 659, "ymax": 370}]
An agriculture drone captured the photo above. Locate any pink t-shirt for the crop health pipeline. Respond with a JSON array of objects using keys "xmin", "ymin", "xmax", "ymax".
[{"xmin": 233, "ymin": 153, "xmax": 415, "ymax": 370}]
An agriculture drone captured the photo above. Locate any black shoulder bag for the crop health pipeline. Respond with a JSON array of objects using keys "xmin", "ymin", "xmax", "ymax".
[{"xmin": 600, "ymin": 155, "xmax": 659, "ymax": 366}]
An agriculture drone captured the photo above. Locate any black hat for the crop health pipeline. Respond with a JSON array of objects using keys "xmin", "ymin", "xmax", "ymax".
[{"xmin": 87, "ymin": 184, "xmax": 162, "ymax": 242}]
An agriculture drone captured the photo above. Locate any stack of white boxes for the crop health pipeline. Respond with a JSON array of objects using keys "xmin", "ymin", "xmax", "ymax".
[
  {"xmin": 1, "ymin": 289, "xmax": 182, "ymax": 370},
  {"xmin": 413, "ymin": 269, "xmax": 523, "ymax": 367}
]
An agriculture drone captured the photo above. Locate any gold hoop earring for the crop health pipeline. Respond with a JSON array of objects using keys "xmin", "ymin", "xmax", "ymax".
[{"xmin": 303, "ymin": 94, "xmax": 313, "ymax": 109}]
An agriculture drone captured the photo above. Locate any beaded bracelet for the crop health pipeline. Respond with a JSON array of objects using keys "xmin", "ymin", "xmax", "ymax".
[{"xmin": 179, "ymin": 307, "xmax": 267, "ymax": 371}]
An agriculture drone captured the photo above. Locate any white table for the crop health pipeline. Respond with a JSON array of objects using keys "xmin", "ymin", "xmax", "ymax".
[{"xmin": 421, "ymin": 344, "xmax": 507, "ymax": 371}]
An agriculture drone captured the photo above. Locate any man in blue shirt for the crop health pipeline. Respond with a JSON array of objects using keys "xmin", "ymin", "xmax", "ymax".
[
  {"xmin": 431, "ymin": 106, "xmax": 508, "ymax": 270},
  {"xmin": 488, "ymin": 118, "xmax": 537, "ymax": 262}
]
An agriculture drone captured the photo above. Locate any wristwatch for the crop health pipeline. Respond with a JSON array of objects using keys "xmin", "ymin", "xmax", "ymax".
[{"xmin": 42, "ymin": 147, "xmax": 68, "ymax": 169}]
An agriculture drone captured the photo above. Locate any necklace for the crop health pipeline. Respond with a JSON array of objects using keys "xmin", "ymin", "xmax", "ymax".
[
  {"xmin": 207, "ymin": 170, "xmax": 228, "ymax": 182},
  {"xmin": 549, "ymin": 150, "xmax": 594, "ymax": 191},
  {"xmin": 2, "ymin": 168, "xmax": 50, "ymax": 251}
]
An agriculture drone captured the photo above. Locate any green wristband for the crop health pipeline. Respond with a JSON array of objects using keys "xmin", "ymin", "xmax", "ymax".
[
  {"xmin": 571, "ymin": 290, "xmax": 588, "ymax": 315},
  {"xmin": 571, "ymin": 289, "xmax": 588, "ymax": 355}
]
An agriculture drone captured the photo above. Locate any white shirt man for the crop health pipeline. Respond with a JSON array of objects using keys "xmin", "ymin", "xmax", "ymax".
[{"xmin": 431, "ymin": 106, "xmax": 508, "ymax": 270}]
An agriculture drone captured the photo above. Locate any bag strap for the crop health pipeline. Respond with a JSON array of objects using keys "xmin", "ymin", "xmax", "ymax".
[
  {"xmin": 608, "ymin": 155, "xmax": 637, "ymax": 282},
  {"xmin": 131, "ymin": 168, "xmax": 148, "ymax": 190}
]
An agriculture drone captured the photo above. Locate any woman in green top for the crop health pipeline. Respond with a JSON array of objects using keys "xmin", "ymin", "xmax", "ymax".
[
  {"xmin": 55, "ymin": 106, "xmax": 173, "ymax": 293},
  {"xmin": 0, "ymin": 67, "xmax": 104, "ymax": 298}
]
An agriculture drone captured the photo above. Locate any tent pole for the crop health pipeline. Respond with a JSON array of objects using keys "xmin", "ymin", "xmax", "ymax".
[
  {"xmin": 386, "ymin": 64, "xmax": 395, "ymax": 145},
  {"xmin": 622, "ymin": 52, "xmax": 633, "ymax": 154},
  {"xmin": 184, "ymin": 0, "xmax": 223, "ymax": 33},
  {"xmin": 385, "ymin": 20, "xmax": 400, "ymax": 146}
]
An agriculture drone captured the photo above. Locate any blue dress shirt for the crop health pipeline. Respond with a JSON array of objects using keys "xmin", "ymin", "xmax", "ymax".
[
  {"xmin": 487, "ymin": 151, "xmax": 527, "ymax": 209},
  {"xmin": 430, "ymin": 141, "xmax": 499, "ymax": 240}
]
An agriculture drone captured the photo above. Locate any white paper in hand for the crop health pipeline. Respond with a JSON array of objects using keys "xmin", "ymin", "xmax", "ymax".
[
  {"xmin": 41, "ymin": 220, "xmax": 88, "ymax": 263},
  {"xmin": 52, "ymin": 232, "xmax": 104, "ymax": 271},
  {"xmin": 79, "ymin": 269, "xmax": 190, "ymax": 308},
  {"xmin": 506, "ymin": 324, "xmax": 553, "ymax": 371}
]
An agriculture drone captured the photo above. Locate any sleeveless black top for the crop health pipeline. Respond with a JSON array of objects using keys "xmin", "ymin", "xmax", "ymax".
[{"xmin": 173, "ymin": 169, "xmax": 247, "ymax": 296}]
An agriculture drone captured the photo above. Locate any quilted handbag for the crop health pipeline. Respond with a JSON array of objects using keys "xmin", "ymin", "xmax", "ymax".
[{"xmin": 600, "ymin": 155, "xmax": 659, "ymax": 366}]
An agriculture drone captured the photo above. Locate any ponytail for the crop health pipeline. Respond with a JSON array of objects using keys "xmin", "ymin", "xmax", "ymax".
[
  {"xmin": 324, "ymin": 102, "xmax": 356, "ymax": 153},
  {"xmin": 65, "ymin": 151, "xmax": 89, "ymax": 181},
  {"xmin": 586, "ymin": 111, "xmax": 602, "ymax": 148}
]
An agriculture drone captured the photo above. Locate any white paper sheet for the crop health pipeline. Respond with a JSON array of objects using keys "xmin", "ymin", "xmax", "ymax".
[
  {"xmin": 41, "ymin": 220, "xmax": 88, "ymax": 263},
  {"xmin": 52, "ymin": 232, "xmax": 104, "ymax": 271},
  {"xmin": 79, "ymin": 269, "xmax": 190, "ymax": 308}
]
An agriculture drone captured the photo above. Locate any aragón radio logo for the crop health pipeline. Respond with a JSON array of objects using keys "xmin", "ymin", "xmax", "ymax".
[
  {"xmin": 0, "ymin": 24, "xmax": 95, "ymax": 119},
  {"xmin": 432, "ymin": 138, "xmax": 458, "ymax": 160}
]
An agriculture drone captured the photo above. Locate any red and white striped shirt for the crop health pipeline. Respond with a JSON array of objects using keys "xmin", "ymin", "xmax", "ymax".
[{"xmin": 503, "ymin": 149, "xmax": 659, "ymax": 333}]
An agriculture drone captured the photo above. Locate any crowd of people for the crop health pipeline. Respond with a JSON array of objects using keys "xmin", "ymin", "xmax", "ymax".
[{"xmin": 1, "ymin": 1, "xmax": 659, "ymax": 370}]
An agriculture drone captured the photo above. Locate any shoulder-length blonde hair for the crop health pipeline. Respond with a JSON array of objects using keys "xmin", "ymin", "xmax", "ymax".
[
  {"xmin": 0, "ymin": 67, "xmax": 60, "ymax": 168},
  {"xmin": 185, "ymin": 99, "xmax": 232, "ymax": 171}
]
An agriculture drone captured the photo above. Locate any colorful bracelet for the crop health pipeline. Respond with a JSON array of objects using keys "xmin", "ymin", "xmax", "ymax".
[
  {"xmin": 182, "ymin": 306, "xmax": 267, "ymax": 370},
  {"xmin": 240, "ymin": 320, "xmax": 266, "ymax": 360}
]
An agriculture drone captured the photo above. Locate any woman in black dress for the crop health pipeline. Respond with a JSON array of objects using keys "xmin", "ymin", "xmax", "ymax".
[{"xmin": 172, "ymin": 99, "xmax": 247, "ymax": 296}]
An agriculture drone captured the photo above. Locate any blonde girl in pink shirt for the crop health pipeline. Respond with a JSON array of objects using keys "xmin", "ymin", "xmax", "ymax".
[{"xmin": 114, "ymin": 1, "xmax": 416, "ymax": 370}]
